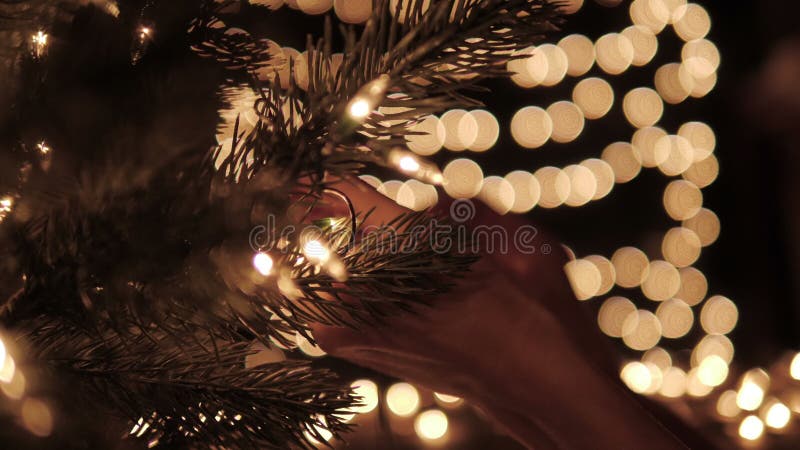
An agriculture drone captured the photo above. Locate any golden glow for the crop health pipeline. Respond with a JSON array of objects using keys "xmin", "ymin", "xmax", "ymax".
[
  {"xmin": 595, "ymin": 33, "xmax": 635, "ymax": 75},
  {"xmin": 441, "ymin": 109, "xmax": 478, "ymax": 151},
  {"xmin": 414, "ymin": 410, "xmax": 449, "ymax": 441},
  {"xmin": 434, "ymin": 393, "xmax": 463, "ymax": 406},
  {"xmin": 565, "ymin": 259, "xmax": 603, "ymax": 301},
  {"xmin": 678, "ymin": 121, "xmax": 716, "ymax": 162},
  {"xmin": 682, "ymin": 39, "xmax": 720, "ymax": 79},
  {"xmin": 692, "ymin": 334, "xmax": 734, "ymax": 365},
  {"xmin": 682, "ymin": 154, "xmax": 719, "ymax": 188},
  {"xmin": 677, "ymin": 267, "xmax": 708, "ymax": 306},
  {"xmin": 564, "ymin": 164, "xmax": 598, "ymax": 207},
  {"xmin": 572, "ymin": 78, "xmax": 615, "ymax": 120},
  {"xmin": 602, "ymin": 142, "xmax": 642, "ymax": 183},
  {"xmin": 443, "ymin": 158, "xmax": 483, "ymax": 199},
  {"xmin": 629, "ymin": 0, "xmax": 669, "ymax": 34},
  {"xmin": 584, "ymin": 255, "xmax": 616, "ymax": 296},
  {"xmin": 303, "ymin": 240, "xmax": 330, "ymax": 263},
  {"xmin": 673, "ymin": 3, "xmax": 711, "ymax": 42},
  {"xmin": 791, "ymin": 353, "xmax": 800, "ymax": 380},
  {"xmin": 632, "ymin": 127, "xmax": 669, "ymax": 167},
  {"xmin": 479, "ymin": 176, "xmax": 515, "ymax": 214},
  {"xmin": 642, "ymin": 347, "xmax": 672, "ymax": 371},
  {"xmin": 558, "ymin": 34, "xmax": 596, "ymax": 77},
  {"xmin": 660, "ymin": 367, "xmax": 688, "ymax": 398},
  {"xmin": 763, "ymin": 400, "xmax": 791, "ymax": 429},
  {"xmin": 296, "ymin": 332, "xmax": 327, "ymax": 358},
  {"xmin": 297, "ymin": 0, "xmax": 333, "ymax": 15},
  {"xmin": 505, "ymin": 171, "xmax": 541, "ymax": 213},
  {"xmin": 1, "ymin": 370, "xmax": 25, "ymax": 400},
  {"xmin": 700, "ymin": 295, "xmax": 738, "ymax": 335},
  {"xmin": 539, "ymin": 44, "xmax": 569, "ymax": 87},
  {"xmin": 0, "ymin": 352, "xmax": 15, "ymax": 383},
  {"xmin": 349, "ymin": 99, "xmax": 371, "ymax": 119},
  {"xmin": 377, "ymin": 179, "xmax": 403, "ymax": 201},
  {"xmin": 622, "ymin": 25, "xmax": 658, "ymax": 67},
  {"xmin": 656, "ymin": 298, "xmax": 694, "ymax": 338},
  {"xmin": 654, "ymin": 63, "xmax": 695, "ymax": 104},
  {"xmin": 580, "ymin": 158, "xmax": 615, "ymax": 200},
  {"xmin": 334, "ymin": 0, "xmax": 372, "ymax": 24},
  {"xmin": 623, "ymin": 88, "xmax": 664, "ymax": 128},
  {"xmin": 350, "ymin": 379, "xmax": 379, "ymax": 414},
  {"xmin": 621, "ymin": 361, "xmax": 652, "ymax": 394},
  {"xmin": 547, "ymin": 101, "xmax": 585, "ymax": 143},
  {"xmin": 533, "ymin": 166, "xmax": 571, "ymax": 208},
  {"xmin": 253, "ymin": 252, "xmax": 274, "ymax": 276},
  {"xmin": 469, "ymin": 110, "xmax": 500, "ymax": 152},
  {"xmin": 359, "ymin": 175, "xmax": 382, "ymax": 189},
  {"xmin": 398, "ymin": 155, "xmax": 421, "ymax": 173},
  {"xmin": 690, "ymin": 70, "xmax": 717, "ymax": 98},
  {"xmin": 32, "ymin": 31, "xmax": 48, "ymax": 57},
  {"xmin": 397, "ymin": 180, "xmax": 438, "ymax": 211},
  {"xmin": 622, "ymin": 310, "xmax": 662, "ymax": 351},
  {"xmin": 662, "ymin": 227, "xmax": 702, "ymax": 268},
  {"xmin": 598, "ymin": 296, "xmax": 637, "ymax": 338},
  {"xmin": 697, "ymin": 355, "xmax": 729, "ymax": 387},
  {"xmin": 21, "ymin": 398, "xmax": 53, "ymax": 437},
  {"xmin": 739, "ymin": 415, "xmax": 764, "ymax": 441},
  {"xmin": 663, "ymin": 180, "xmax": 703, "ymax": 221},
  {"xmin": 509, "ymin": 47, "xmax": 548, "ymax": 88},
  {"xmin": 386, "ymin": 383, "xmax": 420, "ymax": 417},
  {"xmin": 407, "ymin": 115, "xmax": 446, "ymax": 156},
  {"xmin": 612, "ymin": 247, "xmax": 650, "ymax": 288},
  {"xmin": 717, "ymin": 390, "xmax": 742, "ymax": 418},
  {"xmin": 682, "ymin": 208, "xmax": 720, "ymax": 247},
  {"xmin": 642, "ymin": 260, "xmax": 681, "ymax": 301},
  {"xmin": 657, "ymin": 135, "xmax": 694, "ymax": 176},
  {"xmin": 511, "ymin": 106, "xmax": 553, "ymax": 149},
  {"xmin": 737, "ymin": 383, "xmax": 766, "ymax": 412},
  {"xmin": 686, "ymin": 367, "xmax": 713, "ymax": 397}
]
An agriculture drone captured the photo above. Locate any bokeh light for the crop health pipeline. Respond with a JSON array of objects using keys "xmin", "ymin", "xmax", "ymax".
[
  {"xmin": 682, "ymin": 207, "xmax": 720, "ymax": 246},
  {"xmin": 602, "ymin": 142, "xmax": 643, "ymax": 183},
  {"xmin": 443, "ymin": 158, "xmax": 483, "ymax": 199},
  {"xmin": 547, "ymin": 101, "xmax": 585, "ymax": 143},
  {"xmin": 654, "ymin": 63, "xmax": 695, "ymax": 104},
  {"xmin": 682, "ymin": 154, "xmax": 719, "ymax": 188},
  {"xmin": 572, "ymin": 77, "xmax": 615, "ymax": 120},
  {"xmin": 629, "ymin": 0, "xmax": 669, "ymax": 34},
  {"xmin": 673, "ymin": 3, "xmax": 711, "ymax": 42},
  {"xmin": 511, "ymin": 106, "xmax": 553, "ymax": 149},
  {"xmin": 632, "ymin": 126, "xmax": 669, "ymax": 167},
  {"xmin": 407, "ymin": 115, "xmax": 446, "ymax": 156},
  {"xmin": 656, "ymin": 298, "xmax": 694, "ymax": 338},
  {"xmin": 623, "ymin": 88, "xmax": 664, "ymax": 128},
  {"xmin": 441, "ymin": 109, "xmax": 478, "ymax": 151},
  {"xmin": 642, "ymin": 260, "xmax": 681, "ymax": 301},
  {"xmin": 479, "ymin": 176, "xmax": 515, "ymax": 214},
  {"xmin": 621, "ymin": 361, "xmax": 653, "ymax": 394},
  {"xmin": 677, "ymin": 266, "xmax": 708, "ymax": 306},
  {"xmin": 622, "ymin": 25, "xmax": 659, "ymax": 66},
  {"xmin": 505, "ymin": 170, "xmax": 541, "ymax": 213},
  {"xmin": 386, "ymin": 383, "xmax": 420, "ymax": 417},
  {"xmin": 334, "ymin": 0, "xmax": 372, "ymax": 24},
  {"xmin": 595, "ymin": 33, "xmax": 635, "ymax": 75},
  {"xmin": 700, "ymin": 295, "xmax": 738, "ymax": 335},
  {"xmin": 717, "ymin": 390, "xmax": 742, "ymax": 418},
  {"xmin": 622, "ymin": 309, "xmax": 662, "ymax": 351},
  {"xmin": 350, "ymin": 379, "xmax": 379, "ymax": 414},
  {"xmin": 533, "ymin": 166, "xmax": 571, "ymax": 208},
  {"xmin": 414, "ymin": 410, "xmax": 449, "ymax": 441},
  {"xmin": 656, "ymin": 135, "xmax": 694, "ymax": 176},
  {"xmin": 660, "ymin": 367, "xmax": 688, "ymax": 398},
  {"xmin": 564, "ymin": 164, "xmax": 598, "ymax": 207},
  {"xmin": 598, "ymin": 296, "xmax": 637, "ymax": 338},
  {"xmin": 739, "ymin": 415, "xmax": 765, "ymax": 441},
  {"xmin": 584, "ymin": 255, "xmax": 616, "ymax": 296},
  {"xmin": 565, "ymin": 259, "xmax": 603, "ymax": 300},
  {"xmin": 663, "ymin": 180, "xmax": 703, "ymax": 221},
  {"xmin": 580, "ymin": 158, "xmax": 615, "ymax": 200},
  {"xmin": 612, "ymin": 247, "xmax": 650, "ymax": 288},
  {"xmin": 469, "ymin": 110, "xmax": 500, "ymax": 152},
  {"xmin": 662, "ymin": 227, "xmax": 702, "ymax": 268},
  {"xmin": 558, "ymin": 34, "xmax": 596, "ymax": 77}
]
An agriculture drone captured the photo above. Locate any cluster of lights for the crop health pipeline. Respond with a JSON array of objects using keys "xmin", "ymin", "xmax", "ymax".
[
  {"xmin": 0, "ymin": 333, "xmax": 53, "ymax": 438},
  {"xmin": 31, "ymin": 30, "xmax": 48, "ymax": 59}
]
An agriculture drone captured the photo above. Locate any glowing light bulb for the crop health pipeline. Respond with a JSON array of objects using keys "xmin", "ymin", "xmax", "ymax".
[
  {"xmin": 0, "ymin": 196, "xmax": 13, "ymax": 222},
  {"xmin": 386, "ymin": 383, "xmax": 420, "ymax": 417},
  {"xmin": 350, "ymin": 379, "xmax": 379, "ymax": 414},
  {"xmin": 621, "ymin": 361, "xmax": 652, "ymax": 393},
  {"xmin": 32, "ymin": 31, "xmax": 48, "ymax": 59},
  {"xmin": 399, "ymin": 156, "xmax": 420, "ymax": 172},
  {"xmin": 415, "ymin": 410, "xmax": 449, "ymax": 440},
  {"xmin": 304, "ymin": 240, "xmax": 330, "ymax": 262},
  {"xmin": 739, "ymin": 415, "xmax": 764, "ymax": 441},
  {"xmin": 697, "ymin": 355, "xmax": 729, "ymax": 387},
  {"xmin": 388, "ymin": 149, "xmax": 443, "ymax": 185},
  {"xmin": 253, "ymin": 252, "xmax": 274, "ymax": 276},
  {"xmin": 737, "ymin": 382, "xmax": 765, "ymax": 411},
  {"xmin": 349, "ymin": 99, "xmax": 371, "ymax": 119}
]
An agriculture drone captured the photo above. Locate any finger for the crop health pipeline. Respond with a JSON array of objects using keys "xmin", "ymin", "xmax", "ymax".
[{"xmin": 324, "ymin": 176, "xmax": 413, "ymax": 228}]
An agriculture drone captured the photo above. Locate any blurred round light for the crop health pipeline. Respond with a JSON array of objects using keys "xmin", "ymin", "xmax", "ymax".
[
  {"xmin": 622, "ymin": 25, "xmax": 659, "ymax": 66},
  {"xmin": 407, "ymin": 115, "xmax": 446, "ymax": 156},
  {"xmin": 791, "ymin": 353, "xmax": 800, "ymax": 380},
  {"xmin": 253, "ymin": 252, "xmax": 274, "ymax": 276},
  {"xmin": 660, "ymin": 367, "xmax": 688, "ymax": 398},
  {"xmin": 415, "ymin": 410, "xmax": 449, "ymax": 441},
  {"xmin": 443, "ymin": 158, "xmax": 483, "ymax": 199},
  {"xmin": 580, "ymin": 158, "xmax": 615, "ymax": 200},
  {"xmin": 505, "ymin": 171, "xmax": 541, "ymax": 213},
  {"xmin": 682, "ymin": 154, "xmax": 719, "ymax": 188},
  {"xmin": 595, "ymin": 33, "xmax": 635, "ymax": 75},
  {"xmin": 378, "ymin": 179, "xmax": 403, "ymax": 201},
  {"xmin": 677, "ymin": 267, "xmax": 708, "ymax": 306},
  {"xmin": 359, "ymin": 174, "xmax": 382, "ymax": 189},
  {"xmin": 656, "ymin": 298, "xmax": 694, "ymax": 338},
  {"xmin": 511, "ymin": 106, "xmax": 553, "ymax": 149},
  {"xmin": 539, "ymin": 44, "xmax": 569, "ymax": 87},
  {"xmin": 508, "ymin": 47, "xmax": 547, "ymax": 88},
  {"xmin": 21, "ymin": 399, "xmax": 53, "ymax": 437},
  {"xmin": 642, "ymin": 260, "xmax": 681, "ymax": 301},
  {"xmin": 533, "ymin": 166, "xmax": 571, "ymax": 208},
  {"xmin": 479, "ymin": 176, "xmax": 515, "ymax": 214},
  {"xmin": 599, "ymin": 296, "xmax": 638, "ymax": 338},
  {"xmin": 334, "ymin": 0, "xmax": 372, "ymax": 23},
  {"xmin": 350, "ymin": 379, "xmax": 379, "ymax": 414},
  {"xmin": 602, "ymin": 142, "xmax": 642, "ymax": 183},
  {"xmin": 558, "ymin": 34, "xmax": 596, "ymax": 77},
  {"xmin": 612, "ymin": 247, "xmax": 650, "ymax": 288},
  {"xmin": 673, "ymin": 3, "xmax": 711, "ymax": 42},
  {"xmin": 565, "ymin": 259, "xmax": 603, "ymax": 300},
  {"xmin": 686, "ymin": 367, "xmax": 713, "ymax": 397},
  {"xmin": 622, "ymin": 309, "xmax": 662, "ymax": 351},
  {"xmin": 397, "ymin": 180, "xmax": 438, "ymax": 211},
  {"xmin": 469, "ymin": 110, "xmax": 500, "ymax": 152},
  {"xmin": 632, "ymin": 126, "xmax": 669, "ymax": 167},
  {"xmin": 621, "ymin": 361, "xmax": 653, "ymax": 394},
  {"xmin": 564, "ymin": 164, "xmax": 598, "ymax": 207},
  {"xmin": 678, "ymin": 121, "xmax": 716, "ymax": 162},
  {"xmin": 629, "ymin": 0, "xmax": 669, "ymax": 34},
  {"xmin": 642, "ymin": 347, "xmax": 672, "ymax": 371},
  {"xmin": 441, "ymin": 109, "xmax": 478, "ymax": 151},
  {"xmin": 297, "ymin": 0, "xmax": 333, "ymax": 14},
  {"xmin": 739, "ymin": 415, "xmax": 764, "ymax": 441},
  {"xmin": 690, "ymin": 70, "xmax": 717, "ymax": 98},
  {"xmin": 655, "ymin": 63, "xmax": 695, "ymax": 104},
  {"xmin": 572, "ymin": 77, "xmax": 615, "ymax": 120},
  {"xmin": 386, "ymin": 383, "xmax": 420, "ymax": 417},
  {"xmin": 547, "ymin": 101, "xmax": 585, "ymax": 143},
  {"xmin": 717, "ymin": 390, "xmax": 741, "ymax": 418},
  {"xmin": 693, "ymin": 334, "xmax": 734, "ymax": 365},
  {"xmin": 663, "ymin": 180, "xmax": 703, "ymax": 220},
  {"xmin": 700, "ymin": 295, "xmax": 738, "ymax": 335},
  {"xmin": 584, "ymin": 255, "xmax": 616, "ymax": 296},
  {"xmin": 682, "ymin": 208, "xmax": 720, "ymax": 247},
  {"xmin": 697, "ymin": 355, "xmax": 729, "ymax": 387},
  {"xmin": 623, "ymin": 88, "xmax": 664, "ymax": 128},
  {"xmin": 657, "ymin": 135, "xmax": 695, "ymax": 176},
  {"xmin": 764, "ymin": 401, "xmax": 791, "ymax": 429},
  {"xmin": 682, "ymin": 39, "xmax": 720, "ymax": 79},
  {"xmin": 662, "ymin": 227, "xmax": 702, "ymax": 268}
]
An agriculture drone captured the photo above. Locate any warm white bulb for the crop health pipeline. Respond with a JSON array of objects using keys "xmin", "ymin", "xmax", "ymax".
[
  {"xmin": 414, "ymin": 410, "xmax": 449, "ymax": 441},
  {"xmin": 253, "ymin": 252, "xmax": 274, "ymax": 276},
  {"xmin": 737, "ymin": 382, "xmax": 765, "ymax": 411},
  {"xmin": 303, "ymin": 240, "xmax": 330, "ymax": 262},
  {"xmin": 765, "ymin": 402, "xmax": 791, "ymax": 429},
  {"xmin": 739, "ymin": 415, "xmax": 764, "ymax": 441},
  {"xmin": 349, "ymin": 99, "xmax": 371, "ymax": 119},
  {"xmin": 398, "ymin": 156, "xmax": 420, "ymax": 173}
]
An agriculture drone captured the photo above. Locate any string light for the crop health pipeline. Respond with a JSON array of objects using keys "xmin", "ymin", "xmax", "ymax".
[
  {"xmin": 31, "ymin": 31, "xmax": 48, "ymax": 59},
  {"xmin": 386, "ymin": 149, "xmax": 444, "ymax": 185},
  {"xmin": 414, "ymin": 410, "xmax": 449, "ymax": 441},
  {"xmin": 252, "ymin": 252, "xmax": 274, "ymax": 276},
  {"xmin": 300, "ymin": 235, "xmax": 347, "ymax": 282},
  {"xmin": 0, "ymin": 196, "xmax": 14, "ymax": 222},
  {"xmin": 739, "ymin": 415, "xmax": 765, "ymax": 441}
]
